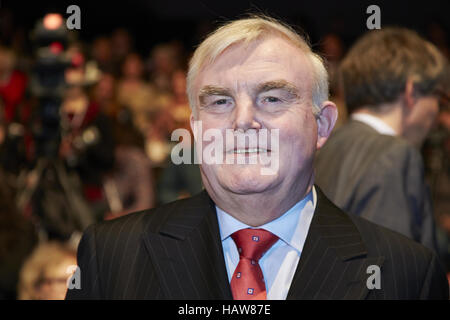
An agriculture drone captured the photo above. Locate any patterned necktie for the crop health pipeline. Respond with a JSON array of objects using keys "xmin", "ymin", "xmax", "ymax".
[{"xmin": 230, "ymin": 228, "xmax": 279, "ymax": 300}]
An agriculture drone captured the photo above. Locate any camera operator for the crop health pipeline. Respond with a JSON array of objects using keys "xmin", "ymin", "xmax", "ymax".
[
  {"xmin": 18, "ymin": 14, "xmax": 114, "ymax": 241},
  {"xmin": 59, "ymin": 61, "xmax": 115, "ymax": 221}
]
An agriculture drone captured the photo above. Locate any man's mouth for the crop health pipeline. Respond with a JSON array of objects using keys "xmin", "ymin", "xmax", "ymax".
[{"xmin": 229, "ymin": 148, "xmax": 271, "ymax": 154}]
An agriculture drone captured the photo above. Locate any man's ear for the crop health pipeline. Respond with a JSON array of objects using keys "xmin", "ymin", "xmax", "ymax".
[
  {"xmin": 316, "ymin": 101, "xmax": 338, "ymax": 149},
  {"xmin": 403, "ymin": 79, "xmax": 416, "ymax": 111}
]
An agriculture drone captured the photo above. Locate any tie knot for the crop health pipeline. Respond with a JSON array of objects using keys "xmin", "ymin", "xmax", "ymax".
[{"xmin": 231, "ymin": 228, "xmax": 278, "ymax": 261}]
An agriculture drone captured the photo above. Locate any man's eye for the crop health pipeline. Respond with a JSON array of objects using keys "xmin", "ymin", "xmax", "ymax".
[
  {"xmin": 263, "ymin": 96, "xmax": 281, "ymax": 103},
  {"xmin": 213, "ymin": 99, "xmax": 230, "ymax": 105}
]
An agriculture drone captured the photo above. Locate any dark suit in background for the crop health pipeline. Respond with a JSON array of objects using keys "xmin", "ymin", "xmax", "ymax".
[
  {"xmin": 315, "ymin": 120, "xmax": 437, "ymax": 252},
  {"xmin": 65, "ymin": 188, "xmax": 448, "ymax": 300}
]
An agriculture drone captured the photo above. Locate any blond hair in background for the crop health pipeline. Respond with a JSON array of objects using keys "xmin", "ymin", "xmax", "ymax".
[{"xmin": 17, "ymin": 241, "xmax": 77, "ymax": 300}]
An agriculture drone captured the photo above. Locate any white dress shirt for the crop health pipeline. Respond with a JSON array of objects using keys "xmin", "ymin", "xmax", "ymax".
[
  {"xmin": 216, "ymin": 186, "xmax": 317, "ymax": 300},
  {"xmin": 351, "ymin": 113, "xmax": 397, "ymax": 136}
]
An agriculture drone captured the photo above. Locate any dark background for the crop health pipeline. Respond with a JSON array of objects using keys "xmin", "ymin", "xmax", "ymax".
[{"xmin": 2, "ymin": 0, "xmax": 449, "ymax": 55}]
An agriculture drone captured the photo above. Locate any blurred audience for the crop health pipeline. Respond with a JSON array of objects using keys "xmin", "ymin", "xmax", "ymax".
[
  {"xmin": 0, "ymin": 46, "xmax": 27, "ymax": 124},
  {"xmin": 59, "ymin": 84, "xmax": 115, "ymax": 218},
  {"xmin": 157, "ymin": 144, "xmax": 203, "ymax": 205},
  {"xmin": 147, "ymin": 42, "xmax": 184, "ymax": 93},
  {"xmin": 92, "ymin": 71, "xmax": 121, "ymax": 118},
  {"xmin": 145, "ymin": 69, "xmax": 190, "ymax": 166},
  {"xmin": 111, "ymin": 28, "xmax": 133, "ymax": 68},
  {"xmin": 0, "ymin": 8, "xmax": 449, "ymax": 299},
  {"xmin": 0, "ymin": 169, "xmax": 37, "ymax": 299},
  {"xmin": 91, "ymin": 36, "xmax": 116, "ymax": 74},
  {"xmin": 117, "ymin": 52, "xmax": 158, "ymax": 134},
  {"xmin": 103, "ymin": 109, "xmax": 155, "ymax": 219}
]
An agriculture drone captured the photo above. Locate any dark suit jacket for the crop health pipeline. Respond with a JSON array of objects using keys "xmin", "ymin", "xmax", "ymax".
[
  {"xmin": 315, "ymin": 120, "xmax": 437, "ymax": 252},
  {"xmin": 65, "ymin": 187, "xmax": 448, "ymax": 300}
]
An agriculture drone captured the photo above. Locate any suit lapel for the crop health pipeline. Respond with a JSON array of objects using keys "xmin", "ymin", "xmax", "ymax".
[
  {"xmin": 287, "ymin": 187, "xmax": 385, "ymax": 299},
  {"xmin": 143, "ymin": 187, "xmax": 384, "ymax": 300},
  {"xmin": 143, "ymin": 191, "xmax": 232, "ymax": 299}
]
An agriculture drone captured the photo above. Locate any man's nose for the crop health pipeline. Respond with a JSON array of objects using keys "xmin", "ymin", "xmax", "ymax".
[{"xmin": 232, "ymin": 97, "xmax": 262, "ymax": 131}]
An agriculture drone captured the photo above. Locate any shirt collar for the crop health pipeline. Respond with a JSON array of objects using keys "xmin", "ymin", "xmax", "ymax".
[
  {"xmin": 216, "ymin": 186, "xmax": 316, "ymax": 254},
  {"xmin": 351, "ymin": 113, "xmax": 397, "ymax": 136}
]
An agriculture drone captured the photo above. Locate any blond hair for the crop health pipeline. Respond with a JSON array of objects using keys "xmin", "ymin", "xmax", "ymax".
[
  {"xmin": 17, "ymin": 241, "xmax": 76, "ymax": 300},
  {"xmin": 186, "ymin": 15, "xmax": 329, "ymax": 115}
]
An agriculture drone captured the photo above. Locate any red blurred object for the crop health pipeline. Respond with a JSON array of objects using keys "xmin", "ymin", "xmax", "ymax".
[
  {"xmin": 83, "ymin": 184, "xmax": 104, "ymax": 202},
  {"xmin": 49, "ymin": 42, "xmax": 64, "ymax": 55},
  {"xmin": 0, "ymin": 70, "xmax": 28, "ymax": 123},
  {"xmin": 71, "ymin": 52, "xmax": 84, "ymax": 67}
]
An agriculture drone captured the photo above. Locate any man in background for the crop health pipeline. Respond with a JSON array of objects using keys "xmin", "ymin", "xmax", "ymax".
[{"xmin": 315, "ymin": 27, "xmax": 448, "ymax": 253}]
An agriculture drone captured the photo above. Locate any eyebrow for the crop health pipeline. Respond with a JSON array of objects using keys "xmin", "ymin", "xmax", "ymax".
[
  {"xmin": 256, "ymin": 80, "xmax": 300, "ymax": 97},
  {"xmin": 198, "ymin": 85, "xmax": 232, "ymax": 106},
  {"xmin": 197, "ymin": 80, "xmax": 300, "ymax": 105}
]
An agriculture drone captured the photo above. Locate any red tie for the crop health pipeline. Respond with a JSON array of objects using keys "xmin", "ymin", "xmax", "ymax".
[{"xmin": 230, "ymin": 228, "xmax": 279, "ymax": 300}]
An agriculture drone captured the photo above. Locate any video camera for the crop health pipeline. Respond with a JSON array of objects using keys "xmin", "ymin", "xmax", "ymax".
[{"xmin": 29, "ymin": 13, "xmax": 72, "ymax": 158}]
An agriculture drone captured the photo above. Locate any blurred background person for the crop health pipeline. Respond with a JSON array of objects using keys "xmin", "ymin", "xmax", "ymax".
[
  {"xmin": 91, "ymin": 36, "xmax": 115, "ymax": 74},
  {"xmin": 319, "ymin": 33, "xmax": 347, "ymax": 128},
  {"xmin": 315, "ymin": 27, "xmax": 448, "ymax": 254},
  {"xmin": 17, "ymin": 241, "xmax": 76, "ymax": 300},
  {"xmin": 111, "ymin": 28, "xmax": 133, "ymax": 70},
  {"xmin": 92, "ymin": 71, "xmax": 121, "ymax": 119},
  {"xmin": 117, "ymin": 52, "xmax": 157, "ymax": 135},
  {"xmin": 149, "ymin": 69, "xmax": 191, "ymax": 140},
  {"xmin": 103, "ymin": 108, "xmax": 155, "ymax": 220},
  {"xmin": 0, "ymin": 170, "xmax": 37, "ymax": 300},
  {"xmin": 116, "ymin": 51, "xmax": 173, "ymax": 166},
  {"xmin": 156, "ymin": 69, "xmax": 202, "ymax": 204},
  {"xmin": 422, "ymin": 68, "xmax": 450, "ymax": 276},
  {"xmin": 0, "ymin": 46, "xmax": 29, "ymax": 178},
  {"xmin": 157, "ymin": 145, "xmax": 202, "ymax": 205},
  {"xmin": 147, "ymin": 42, "xmax": 184, "ymax": 94},
  {"xmin": 0, "ymin": 46, "xmax": 28, "ymax": 124},
  {"xmin": 58, "ymin": 81, "xmax": 115, "ymax": 222}
]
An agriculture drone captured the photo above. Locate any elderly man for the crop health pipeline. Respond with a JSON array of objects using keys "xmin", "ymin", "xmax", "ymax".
[
  {"xmin": 66, "ymin": 16, "xmax": 448, "ymax": 300},
  {"xmin": 315, "ymin": 28, "xmax": 447, "ymax": 253}
]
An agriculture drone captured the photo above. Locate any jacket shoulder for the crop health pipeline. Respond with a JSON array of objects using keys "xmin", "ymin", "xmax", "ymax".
[
  {"xmin": 319, "ymin": 121, "xmax": 415, "ymax": 161},
  {"xmin": 354, "ymin": 214, "xmax": 448, "ymax": 298},
  {"xmin": 349, "ymin": 213, "xmax": 432, "ymax": 259}
]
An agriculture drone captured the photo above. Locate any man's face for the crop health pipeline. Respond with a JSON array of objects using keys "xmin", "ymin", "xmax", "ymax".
[
  {"xmin": 191, "ymin": 36, "xmax": 332, "ymax": 198},
  {"xmin": 404, "ymin": 95, "xmax": 440, "ymax": 147}
]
